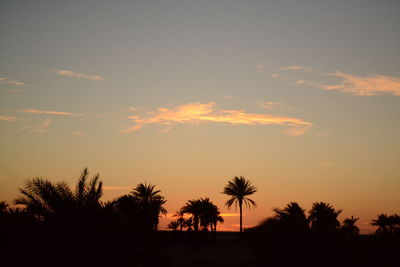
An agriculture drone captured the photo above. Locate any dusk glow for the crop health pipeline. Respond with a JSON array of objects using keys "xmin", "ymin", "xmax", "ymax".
[{"xmin": 1, "ymin": 0, "xmax": 399, "ymax": 237}]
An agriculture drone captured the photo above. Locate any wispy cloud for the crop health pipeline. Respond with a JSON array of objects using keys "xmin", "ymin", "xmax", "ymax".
[
  {"xmin": 20, "ymin": 109, "xmax": 83, "ymax": 117},
  {"xmin": 257, "ymin": 101, "xmax": 282, "ymax": 110},
  {"xmin": 322, "ymin": 72, "xmax": 400, "ymax": 96},
  {"xmin": 0, "ymin": 115, "xmax": 17, "ymax": 122},
  {"xmin": 268, "ymin": 73, "xmax": 288, "ymax": 80},
  {"xmin": 294, "ymin": 72, "xmax": 400, "ymax": 96},
  {"xmin": 0, "ymin": 77, "xmax": 25, "ymax": 86},
  {"xmin": 256, "ymin": 64, "xmax": 265, "ymax": 74},
  {"xmin": 124, "ymin": 102, "xmax": 312, "ymax": 136},
  {"xmin": 21, "ymin": 119, "xmax": 51, "ymax": 133},
  {"xmin": 280, "ymin": 65, "xmax": 313, "ymax": 72},
  {"xmin": 72, "ymin": 132, "xmax": 84, "ymax": 136},
  {"xmin": 53, "ymin": 69, "xmax": 104, "ymax": 81}
]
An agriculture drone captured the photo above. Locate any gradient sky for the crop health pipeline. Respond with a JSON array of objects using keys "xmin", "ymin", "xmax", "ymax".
[{"xmin": 1, "ymin": 0, "xmax": 399, "ymax": 233}]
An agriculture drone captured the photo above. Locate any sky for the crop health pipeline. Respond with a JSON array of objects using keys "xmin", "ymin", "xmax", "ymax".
[{"xmin": 1, "ymin": 0, "xmax": 399, "ymax": 233}]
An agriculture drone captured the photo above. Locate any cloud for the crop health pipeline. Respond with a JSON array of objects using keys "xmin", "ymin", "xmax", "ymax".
[
  {"xmin": 20, "ymin": 109, "xmax": 83, "ymax": 117},
  {"xmin": 220, "ymin": 213, "xmax": 239, "ymax": 217},
  {"xmin": 21, "ymin": 119, "xmax": 51, "ymax": 133},
  {"xmin": 257, "ymin": 101, "xmax": 282, "ymax": 110},
  {"xmin": 53, "ymin": 69, "xmax": 104, "ymax": 81},
  {"xmin": 124, "ymin": 102, "xmax": 312, "ymax": 136},
  {"xmin": 0, "ymin": 115, "xmax": 17, "ymax": 122},
  {"xmin": 72, "ymin": 132, "xmax": 84, "ymax": 136},
  {"xmin": 294, "ymin": 72, "xmax": 400, "ymax": 96},
  {"xmin": 280, "ymin": 65, "xmax": 313, "ymax": 72},
  {"xmin": 268, "ymin": 73, "xmax": 288, "ymax": 80},
  {"xmin": 321, "ymin": 72, "xmax": 400, "ymax": 96},
  {"xmin": 256, "ymin": 64, "xmax": 265, "ymax": 74},
  {"xmin": 0, "ymin": 77, "xmax": 25, "ymax": 86}
]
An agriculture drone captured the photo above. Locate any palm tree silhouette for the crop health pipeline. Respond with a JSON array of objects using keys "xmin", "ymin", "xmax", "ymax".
[
  {"xmin": 181, "ymin": 199, "xmax": 203, "ymax": 232},
  {"xmin": 308, "ymin": 202, "xmax": 342, "ymax": 239},
  {"xmin": 167, "ymin": 220, "xmax": 179, "ymax": 231},
  {"xmin": 272, "ymin": 202, "xmax": 309, "ymax": 237},
  {"xmin": 0, "ymin": 201, "xmax": 9, "ymax": 214},
  {"xmin": 185, "ymin": 217, "xmax": 194, "ymax": 232},
  {"xmin": 173, "ymin": 210, "xmax": 186, "ymax": 231},
  {"xmin": 14, "ymin": 168, "xmax": 103, "ymax": 220},
  {"xmin": 341, "ymin": 216, "xmax": 359, "ymax": 237},
  {"xmin": 223, "ymin": 176, "xmax": 257, "ymax": 233},
  {"xmin": 131, "ymin": 182, "xmax": 167, "ymax": 231},
  {"xmin": 371, "ymin": 214, "xmax": 390, "ymax": 235}
]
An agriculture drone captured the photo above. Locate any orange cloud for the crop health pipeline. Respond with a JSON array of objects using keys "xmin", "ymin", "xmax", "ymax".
[
  {"xmin": 21, "ymin": 119, "xmax": 51, "ymax": 133},
  {"xmin": 321, "ymin": 72, "xmax": 400, "ymax": 96},
  {"xmin": 124, "ymin": 102, "xmax": 312, "ymax": 136},
  {"xmin": 220, "ymin": 213, "xmax": 240, "ymax": 217},
  {"xmin": 0, "ymin": 115, "xmax": 17, "ymax": 122},
  {"xmin": 53, "ymin": 69, "xmax": 104, "ymax": 81},
  {"xmin": 0, "ymin": 77, "xmax": 25, "ymax": 86},
  {"xmin": 20, "ymin": 109, "xmax": 83, "ymax": 117}
]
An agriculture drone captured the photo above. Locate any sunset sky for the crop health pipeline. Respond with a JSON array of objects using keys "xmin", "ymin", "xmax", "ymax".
[{"xmin": 1, "ymin": 1, "xmax": 399, "ymax": 233}]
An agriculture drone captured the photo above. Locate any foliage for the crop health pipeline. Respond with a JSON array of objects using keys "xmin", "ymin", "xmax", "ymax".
[{"xmin": 223, "ymin": 176, "xmax": 256, "ymax": 232}]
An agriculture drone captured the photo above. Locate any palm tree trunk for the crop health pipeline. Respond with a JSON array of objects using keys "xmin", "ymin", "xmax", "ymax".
[{"xmin": 239, "ymin": 199, "xmax": 243, "ymax": 233}]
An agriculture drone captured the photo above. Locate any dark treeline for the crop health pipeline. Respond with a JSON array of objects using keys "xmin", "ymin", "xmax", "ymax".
[{"xmin": 0, "ymin": 169, "xmax": 399, "ymax": 267}]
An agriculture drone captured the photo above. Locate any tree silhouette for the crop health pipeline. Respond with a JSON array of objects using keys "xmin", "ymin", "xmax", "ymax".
[
  {"xmin": 371, "ymin": 214, "xmax": 390, "ymax": 235},
  {"xmin": 131, "ymin": 182, "xmax": 167, "ymax": 231},
  {"xmin": 180, "ymin": 197, "xmax": 223, "ymax": 235},
  {"xmin": 167, "ymin": 220, "xmax": 179, "ymax": 231},
  {"xmin": 308, "ymin": 202, "xmax": 342, "ymax": 240},
  {"xmin": 272, "ymin": 202, "xmax": 309, "ymax": 239},
  {"xmin": 0, "ymin": 201, "xmax": 9, "ymax": 214},
  {"xmin": 173, "ymin": 210, "xmax": 186, "ymax": 232},
  {"xmin": 223, "ymin": 176, "xmax": 257, "ymax": 233},
  {"xmin": 14, "ymin": 168, "xmax": 103, "ymax": 221},
  {"xmin": 340, "ymin": 216, "xmax": 359, "ymax": 238},
  {"xmin": 180, "ymin": 199, "xmax": 203, "ymax": 232}
]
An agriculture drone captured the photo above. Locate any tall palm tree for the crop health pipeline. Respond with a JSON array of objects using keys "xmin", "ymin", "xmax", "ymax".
[
  {"xmin": 223, "ymin": 176, "xmax": 257, "ymax": 233},
  {"xmin": 131, "ymin": 182, "xmax": 167, "ymax": 231}
]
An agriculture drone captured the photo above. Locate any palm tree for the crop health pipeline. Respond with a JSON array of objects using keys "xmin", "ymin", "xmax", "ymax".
[
  {"xmin": 131, "ymin": 182, "xmax": 167, "ymax": 231},
  {"xmin": 341, "ymin": 216, "xmax": 359, "ymax": 237},
  {"xmin": 180, "ymin": 199, "xmax": 203, "ymax": 232},
  {"xmin": 14, "ymin": 168, "xmax": 103, "ymax": 221},
  {"xmin": 173, "ymin": 210, "xmax": 186, "ymax": 231},
  {"xmin": 371, "ymin": 214, "xmax": 390, "ymax": 235},
  {"xmin": 185, "ymin": 217, "xmax": 194, "ymax": 232},
  {"xmin": 308, "ymin": 202, "xmax": 342, "ymax": 239},
  {"xmin": 223, "ymin": 176, "xmax": 257, "ymax": 233},
  {"xmin": 0, "ymin": 201, "xmax": 9, "ymax": 214},
  {"xmin": 167, "ymin": 220, "xmax": 179, "ymax": 231},
  {"xmin": 272, "ymin": 202, "xmax": 309, "ymax": 238}
]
